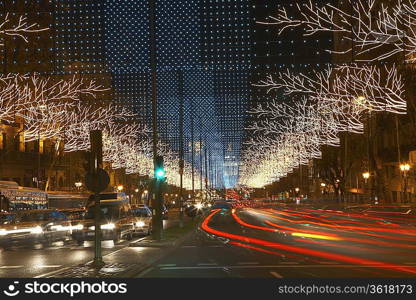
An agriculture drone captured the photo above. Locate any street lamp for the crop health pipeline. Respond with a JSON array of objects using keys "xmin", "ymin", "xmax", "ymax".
[
  {"xmin": 75, "ymin": 182, "xmax": 82, "ymax": 191},
  {"xmin": 117, "ymin": 185, "xmax": 124, "ymax": 192},
  {"xmin": 400, "ymin": 163, "xmax": 410, "ymax": 172},
  {"xmin": 400, "ymin": 163, "xmax": 411, "ymax": 203},
  {"xmin": 362, "ymin": 171, "xmax": 371, "ymax": 203}
]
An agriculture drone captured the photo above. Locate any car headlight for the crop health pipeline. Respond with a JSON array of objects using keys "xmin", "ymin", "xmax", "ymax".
[
  {"xmin": 72, "ymin": 224, "xmax": 84, "ymax": 230},
  {"xmin": 101, "ymin": 223, "xmax": 115, "ymax": 230},
  {"xmin": 136, "ymin": 221, "xmax": 145, "ymax": 227},
  {"xmin": 0, "ymin": 229, "xmax": 7, "ymax": 236},
  {"xmin": 31, "ymin": 226, "xmax": 43, "ymax": 234}
]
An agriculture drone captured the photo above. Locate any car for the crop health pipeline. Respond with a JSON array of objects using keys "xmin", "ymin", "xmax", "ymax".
[
  {"xmin": 131, "ymin": 205, "xmax": 152, "ymax": 235},
  {"xmin": 0, "ymin": 212, "xmax": 16, "ymax": 225},
  {"xmin": 0, "ymin": 209, "xmax": 72, "ymax": 248},
  {"xmin": 211, "ymin": 201, "xmax": 233, "ymax": 210},
  {"xmin": 184, "ymin": 204, "xmax": 198, "ymax": 217},
  {"xmin": 148, "ymin": 205, "xmax": 168, "ymax": 220},
  {"xmin": 58, "ymin": 208, "xmax": 85, "ymax": 222},
  {"xmin": 71, "ymin": 193, "xmax": 136, "ymax": 245},
  {"xmin": 161, "ymin": 205, "xmax": 168, "ymax": 220}
]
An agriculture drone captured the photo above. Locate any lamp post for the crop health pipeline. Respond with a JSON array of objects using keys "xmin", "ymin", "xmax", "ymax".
[
  {"xmin": 75, "ymin": 182, "xmax": 82, "ymax": 192},
  {"xmin": 134, "ymin": 188, "xmax": 139, "ymax": 205},
  {"xmin": 320, "ymin": 182, "xmax": 326, "ymax": 200},
  {"xmin": 362, "ymin": 171, "xmax": 370, "ymax": 203},
  {"xmin": 143, "ymin": 190, "xmax": 149, "ymax": 206},
  {"xmin": 400, "ymin": 163, "xmax": 410, "ymax": 203},
  {"xmin": 117, "ymin": 185, "xmax": 123, "ymax": 192}
]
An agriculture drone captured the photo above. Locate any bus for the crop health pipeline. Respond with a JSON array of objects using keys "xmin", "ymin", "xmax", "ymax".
[{"xmin": 0, "ymin": 181, "xmax": 48, "ymax": 211}]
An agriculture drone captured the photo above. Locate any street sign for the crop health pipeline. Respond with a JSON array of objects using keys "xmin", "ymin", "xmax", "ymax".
[{"xmin": 85, "ymin": 168, "xmax": 110, "ymax": 194}]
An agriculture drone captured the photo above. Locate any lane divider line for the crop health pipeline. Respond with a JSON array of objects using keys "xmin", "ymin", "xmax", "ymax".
[{"xmin": 270, "ymin": 271, "xmax": 283, "ymax": 278}]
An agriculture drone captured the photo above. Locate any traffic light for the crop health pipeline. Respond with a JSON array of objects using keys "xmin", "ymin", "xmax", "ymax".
[{"xmin": 155, "ymin": 156, "xmax": 165, "ymax": 180}]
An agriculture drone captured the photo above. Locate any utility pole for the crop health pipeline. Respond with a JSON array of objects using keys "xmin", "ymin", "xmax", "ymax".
[
  {"xmin": 199, "ymin": 116, "xmax": 203, "ymax": 196},
  {"xmin": 204, "ymin": 142, "xmax": 208, "ymax": 202},
  {"xmin": 178, "ymin": 70, "xmax": 184, "ymax": 227},
  {"xmin": 191, "ymin": 98, "xmax": 195, "ymax": 199},
  {"xmin": 149, "ymin": 0, "xmax": 163, "ymax": 240},
  {"xmin": 344, "ymin": 132, "xmax": 348, "ymax": 207},
  {"xmin": 367, "ymin": 113, "xmax": 374, "ymax": 204}
]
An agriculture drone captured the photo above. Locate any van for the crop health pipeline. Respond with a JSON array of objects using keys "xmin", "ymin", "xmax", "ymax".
[
  {"xmin": 131, "ymin": 204, "xmax": 152, "ymax": 235},
  {"xmin": 71, "ymin": 193, "xmax": 136, "ymax": 245}
]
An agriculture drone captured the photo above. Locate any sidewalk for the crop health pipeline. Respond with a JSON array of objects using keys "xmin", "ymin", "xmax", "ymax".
[{"xmin": 40, "ymin": 215, "xmax": 199, "ymax": 278}]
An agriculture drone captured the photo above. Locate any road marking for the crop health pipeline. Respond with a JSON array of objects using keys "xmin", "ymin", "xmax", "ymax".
[
  {"xmin": 197, "ymin": 263, "xmax": 218, "ymax": 266},
  {"xmin": 237, "ymin": 262, "xmax": 259, "ymax": 265},
  {"xmin": 35, "ymin": 267, "xmax": 71, "ymax": 278},
  {"xmin": 158, "ymin": 264, "xmax": 416, "ymax": 270},
  {"xmin": 0, "ymin": 266, "xmax": 23, "ymax": 269},
  {"xmin": 301, "ymin": 271, "xmax": 319, "ymax": 277},
  {"xmin": 38, "ymin": 240, "xmax": 133, "ymax": 278},
  {"xmin": 137, "ymin": 267, "xmax": 155, "ymax": 277},
  {"xmin": 35, "ymin": 265, "xmax": 62, "ymax": 268},
  {"xmin": 269, "ymin": 271, "xmax": 283, "ymax": 278},
  {"xmin": 157, "ymin": 264, "xmax": 176, "ymax": 267}
]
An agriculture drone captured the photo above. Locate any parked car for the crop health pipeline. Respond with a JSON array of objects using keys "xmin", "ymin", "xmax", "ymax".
[
  {"xmin": 71, "ymin": 193, "xmax": 136, "ymax": 245},
  {"xmin": 149, "ymin": 205, "xmax": 168, "ymax": 220},
  {"xmin": 0, "ymin": 209, "xmax": 72, "ymax": 248},
  {"xmin": 162, "ymin": 205, "xmax": 168, "ymax": 220},
  {"xmin": 131, "ymin": 205, "xmax": 152, "ymax": 235}
]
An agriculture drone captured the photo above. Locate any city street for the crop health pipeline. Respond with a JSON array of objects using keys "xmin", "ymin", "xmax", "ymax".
[
  {"xmin": 0, "ymin": 218, "xmax": 178, "ymax": 278},
  {"xmin": 1, "ymin": 1, "xmax": 416, "ymax": 291},
  {"xmin": 140, "ymin": 207, "xmax": 416, "ymax": 278}
]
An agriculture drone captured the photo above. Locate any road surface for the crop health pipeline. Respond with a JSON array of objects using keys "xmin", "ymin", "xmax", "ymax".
[{"xmin": 140, "ymin": 207, "xmax": 416, "ymax": 278}]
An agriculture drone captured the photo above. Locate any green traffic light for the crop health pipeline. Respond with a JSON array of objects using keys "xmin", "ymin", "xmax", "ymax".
[{"xmin": 156, "ymin": 169, "xmax": 165, "ymax": 179}]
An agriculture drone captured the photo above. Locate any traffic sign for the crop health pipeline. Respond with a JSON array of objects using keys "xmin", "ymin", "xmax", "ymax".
[{"xmin": 85, "ymin": 168, "xmax": 110, "ymax": 193}]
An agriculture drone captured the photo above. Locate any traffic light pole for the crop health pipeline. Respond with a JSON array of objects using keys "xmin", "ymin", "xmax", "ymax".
[
  {"xmin": 178, "ymin": 70, "xmax": 184, "ymax": 228},
  {"xmin": 90, "ymin": 130, "xmax": 104, "ymax": 268},
  {"xmin": 149, "ymin": 0, "xmax": 163, "ymax": 240}
]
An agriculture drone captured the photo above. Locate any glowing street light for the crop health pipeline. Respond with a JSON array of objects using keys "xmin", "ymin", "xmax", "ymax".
[
  {"xmin": 75, "ymin": 182, "xmax": 82, "ymax": 191},
  {"xmin": 400, "ymin": 163, "xmax": 410, "ymax": 172},
  {"xmin": 400, "ymin": 163, "xmax": 411, "ymax": 203},
  {"xmin": 117, "ymin": 185, "xmax": 124, "ymax": 192},
  {"xmin": 362, "ymin": 172, "xmax": 370, "ymax": 180}
]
